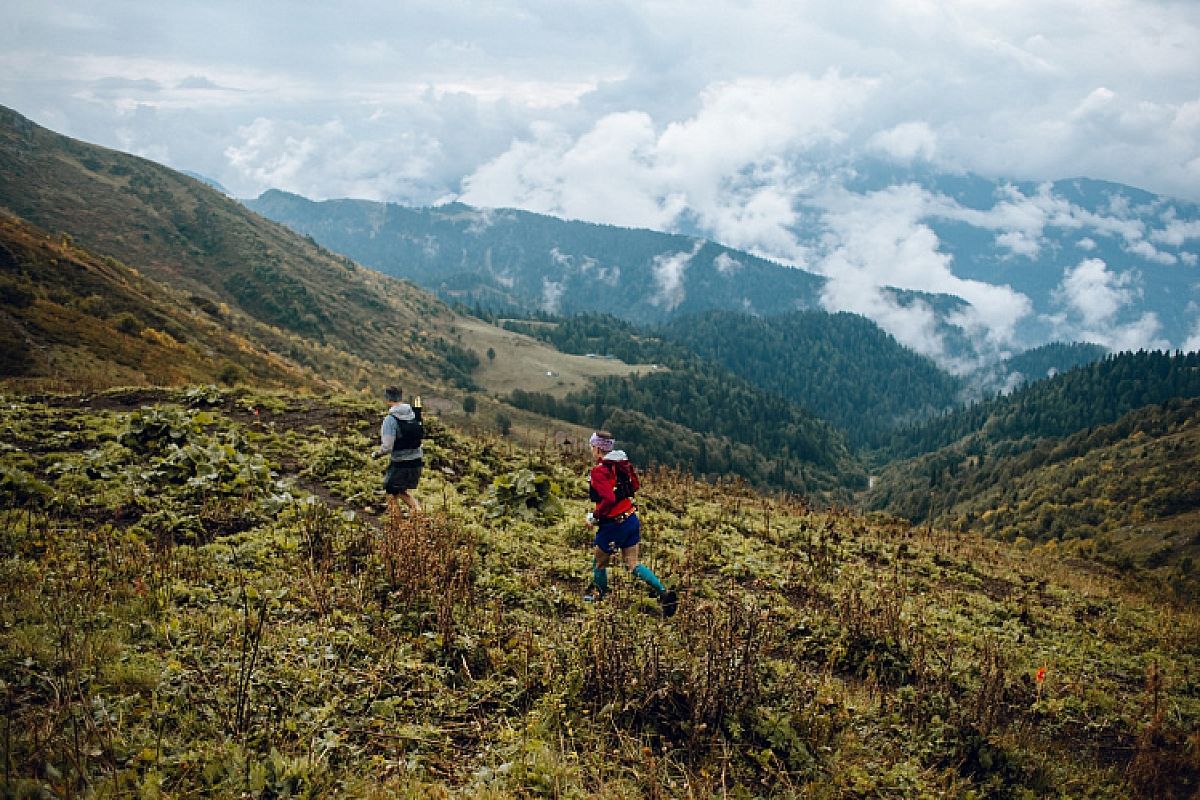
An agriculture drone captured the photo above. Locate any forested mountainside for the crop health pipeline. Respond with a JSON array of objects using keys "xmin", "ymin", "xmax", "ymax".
[
  {"xmin": 245, "ymin": 189, "xmax": 830, "ymax": 324},
  {"xmin": 865, "ymin": 350, "xmax": 1200, "ymax": 600},
  {"xmin": 876, "ymin": 350, "xmax": 1200, "ymax": 463},
  {"xmin": 246, "ymin": 171, "xmax": 1200, "ymax": 367},
  {"xmin": 868, "ymin": 397, "xmax": 1200, "ymax": 602},
  {"xmin": 509, "ymin": 365, "xmax": 864, "ymax": 498},
  {"xmin": 656, "ymin": 310, "xmax": 964, "ymax": 450},
  {"xmin": 2, "ymin": 386, "xmax": 1197, "ymax": 798},
  {"xmin": 501, "ymin": 313, "xmax": 1114, "ymax": 456},
  {"xmin": 991, "ymin": 342, "xmax": 1111, "ymax": 387},
  {"xmin": 498, "ymin": 313, "xmax": 863, "ymax": 496},
  {"xmin": 0, "ymin": 105, "xmax": 477, "ymax": 391}
]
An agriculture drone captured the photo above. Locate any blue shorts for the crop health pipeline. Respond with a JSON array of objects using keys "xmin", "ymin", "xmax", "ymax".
[{"xmin": 593, "ymin": 513, "xmax": 641, "ymax": 554}]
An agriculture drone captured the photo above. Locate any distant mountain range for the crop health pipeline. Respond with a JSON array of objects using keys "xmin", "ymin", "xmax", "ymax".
[
  {"xmin": 246, "ymin": 166, "xmax": 1200, "ymax": 373},
  {"xmin": 842, "ymin": 160, "xmax": 1200, "ymax": 350},
  {"xmin": 245, "ymin": 189, "xmax": 830, "ymax": 320}
]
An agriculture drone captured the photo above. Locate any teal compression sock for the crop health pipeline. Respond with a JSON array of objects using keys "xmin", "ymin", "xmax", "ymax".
[
  {"xmin": 632, "ymin": 564, "xmax": 666, "ymax": 595},
  {"xmin": 592, "ymin": 564, "xmax": 609, "ymax": 594}
]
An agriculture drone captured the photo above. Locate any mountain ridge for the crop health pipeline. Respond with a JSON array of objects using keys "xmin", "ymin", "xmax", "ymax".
[
  {"xmin": 246, "ymin": 159, "xmax": 1200, "ymax": 371},
  {"xmin": 0, "ymin": 104, "xmax": 482, "ymax": 392}
]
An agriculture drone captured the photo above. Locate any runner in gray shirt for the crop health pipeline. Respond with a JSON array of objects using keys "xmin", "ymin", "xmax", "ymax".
[{"xmin": 378, "ymin": 386, "xmax": 423, "ymax": 514}]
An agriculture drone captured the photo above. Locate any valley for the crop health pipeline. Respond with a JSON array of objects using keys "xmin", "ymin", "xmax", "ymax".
[{"xmin": 1, "ymin": 102, "xmax": 1199, "ymax": 798}]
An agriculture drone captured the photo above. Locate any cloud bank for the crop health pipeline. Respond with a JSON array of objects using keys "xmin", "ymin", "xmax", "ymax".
[{"xmin": 4, "ymin": 0, "xmax": 1199, "ymax": 362}]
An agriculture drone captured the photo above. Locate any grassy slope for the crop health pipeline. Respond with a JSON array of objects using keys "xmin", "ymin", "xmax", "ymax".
[
  {"xmin": 2, "ymin": 387, "xmax": 1196, "ymax": 799},
  {"xmin": 0, "ymin": 212, "xmax": 328, "ymax": 390},
  {"xmin": 453, "ymin": 316, "xmax": 664, "ymax": 399},
  {"xmin": 0, "ymin": 106, "xmax": 668, "ymax": 406},
  {"xmin": 0, "ymin": 105, "xmax": 472, "ymax": 390}
]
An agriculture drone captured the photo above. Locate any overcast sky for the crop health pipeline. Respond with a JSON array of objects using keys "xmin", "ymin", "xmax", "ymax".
[{"xmin": 4, "ymin": 0, "xmax": 1199, "ymax": 362}]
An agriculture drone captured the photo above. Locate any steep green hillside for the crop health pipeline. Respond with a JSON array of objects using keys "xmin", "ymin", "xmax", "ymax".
[
  {"xmin": 868, "ymin": 397, "xmax": 1200, "ymax": 601},
  {"xmin": 0, "ymin": 212, "xmax": 332, "ymax": 389},
  {"xmin": 0, "ymin": 105, "xmax": 475, "ymax": 390},
  {"xmin": 2, "ymin": 387, "xmax": 1197, "ymax": 798}
]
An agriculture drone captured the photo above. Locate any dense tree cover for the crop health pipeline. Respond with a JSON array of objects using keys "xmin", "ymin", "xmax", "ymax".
[
  {"xmin": 505, "ymin": 311, "xmax": 966, "ymax": 452},
  {"xmin": 503, "ymin": 314, "xmax": 864, "ymax": 494},
  {"xmin": 871, "ymin": 396, "xmax": 1200, "ymax": 523},
  {"xmin": 247, "ymin": 191, "xmax": 830, "ymax": 326},
  {"xmin": 879, "ymin": 350, "xmax": 1200, "ymax": 462},
  {"xmin": 509, "ymin": 365, "xmax": 865, "ymax": 497},
  {"xmin": 998, "ymin": 341, "xmax": 1109, "ymax": 384},
  {"xmin": 657, "ymin": 310, "xmax": 963, "ymax": 450},
  {"xmin": 868, "ymin": 397, "xmax": 1200, "ymax": 600}
]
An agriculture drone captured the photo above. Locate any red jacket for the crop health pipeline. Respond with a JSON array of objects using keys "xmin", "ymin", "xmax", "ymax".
[{"xmin": 589, "ymin": 452, "xmax": 639, "ymax": 520}]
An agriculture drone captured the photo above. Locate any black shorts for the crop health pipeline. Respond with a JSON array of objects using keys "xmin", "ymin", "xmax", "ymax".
[{"xmin": 384, "ymin": 460, "xmax": 423, "ymax": 494}]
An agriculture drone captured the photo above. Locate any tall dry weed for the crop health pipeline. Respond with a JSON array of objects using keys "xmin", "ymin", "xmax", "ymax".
[{"xmin": 375, "ymin": 510, "xmax": 476, "ymax": 648}]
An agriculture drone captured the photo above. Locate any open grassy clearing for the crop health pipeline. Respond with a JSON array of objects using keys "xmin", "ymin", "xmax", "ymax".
[{"xmin": 453, "ymin": 316, "xmax": 664, "ymax": 400}]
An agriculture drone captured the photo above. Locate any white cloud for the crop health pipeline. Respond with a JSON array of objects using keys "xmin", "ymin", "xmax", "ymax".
[
  {"xmin": 549, "ymin": 247, "xmax": 573, "ymax": 268},
  {"xmin": 462, "ymin": 70, "xmax": 875, "ymax": 251},
  {"xmin": 5, "ymin": 0, "xmax": 1200, "ymax": 204},
  {"xmin": 225, "ymin": 116, "xmax": 444, "ymax": 202},
  {"xmin": 1053, "ymin": 258, "xmax": 1136, "ymax": 327},
  {"xmin": 714, "ymin": 252, "xmax": 742, "ymax": 275},
  {"xmin": 650, "ymin": 242, "xmax": 702, "ymax": 312},
  {"xmin": 1048, "ymin": 257, "xmax": 1170, "ymax": 350},
  {"xmin": 465, "ymin": 208, "xmax": 502, "ymax": 236},
  {"xmin": 1185, "ymin": 317, "xmax": 1200, "ymax": 353},
  {"xmin": 819, "ymin": 267, "xmax": 959, "ymax": 369},
  {"xmin": 812, "ymin": 184, "xmax": 1033, "ymax": 364},
  {"xmin": 1125, "ymin": 239, "xmax": 1177, "ymax": 266},
  {"xmin": 995, "ymin": 230, "xmax": 1041, "ymax": 259},
  {"xmin": 541, "ymin": 278, "xmax": 565, "ymax": 314},
  {"xmin": 868, "ymin": 121, "xmax": 937, "ymax": 162},
  {"xmin": 462, "ymin": 112, "xmax": 673, "ymax": 228},
  {"xmin": 1152, "ymin": 218, "xmax": 1200, "ymax": 247}
]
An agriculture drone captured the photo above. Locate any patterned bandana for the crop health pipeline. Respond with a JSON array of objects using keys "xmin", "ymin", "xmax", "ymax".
[{"xmin": 588, "ymin": 432, "xmax": 615, "ymax": 452}]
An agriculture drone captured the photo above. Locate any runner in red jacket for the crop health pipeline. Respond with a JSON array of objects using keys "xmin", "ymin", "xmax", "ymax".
[{"xmin": 584, "ymin": 430, "xmax": 677, "ymax": 616}]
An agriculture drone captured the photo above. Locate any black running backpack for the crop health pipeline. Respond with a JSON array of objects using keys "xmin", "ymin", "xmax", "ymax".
[
  {"xmin": 612, "ymin": 460, "xmax": 639, "ymax": 501},
  {"xmin": 390, "ymin": 413, "xmax": 424, "ymax": 451}
]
